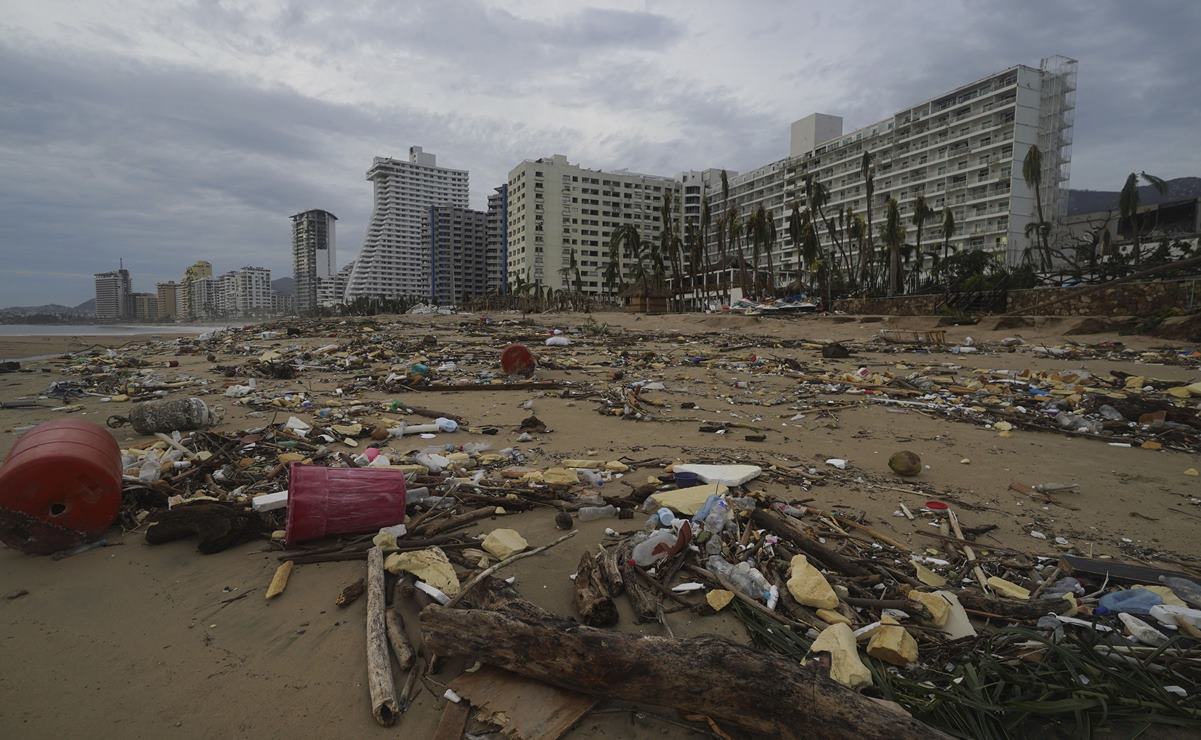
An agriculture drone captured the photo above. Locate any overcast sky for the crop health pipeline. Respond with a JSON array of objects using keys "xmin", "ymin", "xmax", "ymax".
[{"xmin": 2, "ymin": 0, "xmax": 1199, "ymax": 307}]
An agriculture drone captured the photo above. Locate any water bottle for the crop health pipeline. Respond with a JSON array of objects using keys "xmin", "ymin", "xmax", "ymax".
[
  {"xmin": 578, "ymin": 505, "xmax": 617, "ymax": 521},
  {"xmin": 646, "ymin": 507, "xmax": 675, "ymax": 528},
  {"xmin": 138, "ymin": 449, "xmax": 162, "ymax": 483},
  {"xmin": 691, "ymin": 493, "xmax": 722, "ymax": 523},
  {"xmin": 707, "ymin": 555, "xmax": 774, "ymax": 606},
  {"xmin": 704, "ymin": 498, "xmax": 730, "ymax": 533},
  {"xmin": 631, "ymin": 530, "xmax": 678, "ymax": 566},
  {"xmin": 1095, "ymin": 588, "xmax": 1163, "ymax": 616},
  {"xmin": 1159, "ymin": 576, "xmax": 1201, "ymax": 608},
  {"xmin": 578, "ymin": 469, "xmax": 604, "ymax": 488},
  {"xmin": 1042, "ymin": 576, "xmax": 1084, "ymax": 598}
]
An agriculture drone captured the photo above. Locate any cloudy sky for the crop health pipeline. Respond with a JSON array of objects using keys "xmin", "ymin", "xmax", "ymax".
[{"xmin": 2, "ymin": 0, "xmax": 1199, "ymax": 306}]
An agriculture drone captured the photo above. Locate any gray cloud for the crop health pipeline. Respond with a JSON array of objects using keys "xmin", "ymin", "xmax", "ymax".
[{"xmin": 0, "ymin": 0, "xmax": 1198, "ymax": 306}]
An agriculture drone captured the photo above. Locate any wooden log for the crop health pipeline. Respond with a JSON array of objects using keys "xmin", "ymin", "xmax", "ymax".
[
  {"xmin": 265, "ymin": 560, "xmax": 293, "ymax": 600},
  {"xmin": 414, "ymin": 506, "xmax": 496, "ymax": 537},
  {"xmin": 365, "ymin": 548, "xmax": 399, "ymax": 726},
  {"xmin": 617, "ymin": 546, "xmax": 660, "ymax": 623},
  {"xmin": 596, "ymin": 547, "xmax": 625, "ymax": 597},
  {"xmin": 953, "ymin": 590, "xmax": 1073, "ymax": 620},
  {"xmin": 419, "ymin": 604, "xmax": 947, "ymax": 740},
  {"xmin": 750, "ymin": 509, "xmax": 870, "ymax": 577},
  {"xmin": 386, "ymin": 581, "xmax": 415, "ymax": 671},
  {"xmin": 573, "ymin": 550, "xmax": 618, "ymax": 627}
]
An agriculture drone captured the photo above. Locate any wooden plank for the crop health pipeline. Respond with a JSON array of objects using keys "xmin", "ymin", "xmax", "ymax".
[{"xmin": 450, "ymin": 666, "xmax": 597, "ymax": 740}]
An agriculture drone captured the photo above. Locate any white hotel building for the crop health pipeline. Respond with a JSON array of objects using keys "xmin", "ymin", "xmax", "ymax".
[
  {"xmin": 505, "ymin": 154, "xmax": 681, "ymax": 294},
  {"xmin": 696, "ymin": 56, "xmax": 1078, "ymax": 281},
  {"xmin": 345, "ymin": 147, "xmax": 469, "ymax": 301}
]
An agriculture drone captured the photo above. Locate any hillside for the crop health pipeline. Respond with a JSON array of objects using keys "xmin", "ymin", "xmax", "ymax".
[
  {"xmin": 1067, "ymin": 176, "xmax": 1201, "ymax": 215},
  {"xmin": 271, "ymin": 277, "xmax": 295, "ymax": 296}
]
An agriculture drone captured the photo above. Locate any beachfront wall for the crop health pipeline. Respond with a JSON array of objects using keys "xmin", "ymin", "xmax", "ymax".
[{"xmin": 834, "ymin": 278, "xmax": 1201, "ymax": 316}]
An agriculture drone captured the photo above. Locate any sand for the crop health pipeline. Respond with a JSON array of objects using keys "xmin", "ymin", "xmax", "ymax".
[{"xmin": 1, "ymin": 311, "xmax": 1199, "ymax": 738}]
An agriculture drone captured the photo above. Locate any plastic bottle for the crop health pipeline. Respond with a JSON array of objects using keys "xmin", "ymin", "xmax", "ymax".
[
  {"xmin": 1149, "ymin": 604, "xmax": 1201, "ymax": 630},
  {"xmin": 690, "ymin": 493, "xmax": 722, "ymax": 522},
  {"xmin": 1042, "ymin": 576, "xmax": 1084, "ymax": 598},
  {"xmin": 727, "ymin": 496, "xmax": 757, "ymax": 512},
  {"xmin": 707, "ymin": 555, "xmax": 775, "ymax": 607},
  {"xmin": 1158, "ymin": 576, "xmax": 1201, "ymax": 608},
  {"xmin": 138, "ymin": 449, "xmax": 163, "ymax": 483},
  {"xmin": 576, "ymin": 493, "xmax": 605, "ymax": 506},
  {"xmin": 577, "ymin": 469, "xmax": 604, "ymax": 488},
  {"xmin": 704, "ymin": 498, "xmax": 731, "ymax": 533},
  {"xmin": 1095, "ymin": 588, "xmax": 1163, "ymax": 616},
  {"xmin": 646, "ymin": 507, "xmax": 675, "ymax": 528},
  {"xmin": 578, "ymin": 505, "xmax": 617, "ymax": 521},
  {"xmin": 631, "ymin": 530, "xmax": 679, "ymax": 566},
  {"xmin": 772, "ymin": 502, "xmax": 807, "ymax": 518}
]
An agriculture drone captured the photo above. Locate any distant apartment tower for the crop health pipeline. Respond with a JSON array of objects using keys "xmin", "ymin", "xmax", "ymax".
[
  {"xmin": 699, "ymin": 56, "xmax": 1077, "ymax": 279},
  {"xmin": 179, "ymin": 260, "xmax": 212, "ymax": 320},
  {"xmin": 345, "ymin": 147, "xmax": 469, "ymax": 300},
  {"xmin": 425, "ymin": 205, "xmax": 490, "ymax": 305},
  {"xmin": 217, "ymin": 266, "xmax": 272, "ymax": 317},
  {"xmin": 505, "ymin": 154, "xmax": 681, "ymax": 295},
  {"xmin": 317, "ymin": 261, "xmax": 355, "ymax": 308},
  {"xmin": 93, "ymin": 268, "xmax": 132, "ymax": 322},
  {"xmin": 678, "ymin": 169, "xmax": 733, "ymax": 235},
  {"xmin": 156, "ymin": 281, "xmax": 179, "ymax": 321},
  {"xmin": 291, "ymin": 209, "xmax": 337, "ymax": 313},
  {"xmin": 486, "ymin": 185, "xmax": 509, "ymax": 294},
  {"xmin": 129, "ymin": 293, "xmax": 158, "ymax": 322}
]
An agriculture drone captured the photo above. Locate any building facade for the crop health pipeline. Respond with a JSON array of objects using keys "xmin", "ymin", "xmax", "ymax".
[
  {"xmin": 179, "ymin": 260, "xmax": 212, "ymax": 320},
  {"xmin": 345, "ymin": 147, "xmax": 469, "ymax": 300},
  {"xmin": 93, "ymin": 268, "xmax": 132, "ymax": 322},
  {"xmin": 425, "ymin": 205, "xmax": 490, "ymax": 305},
  {"xmin": 317, "ymin": 261, "xmax": 355, "ymax": 308},
  {"xmin": 486, "ymin": 185, "xmax": 508, "ymax": 294},
  {"xmin": 699, "ymin": 56, "xmax": 1077, "ymax": 286},
  {"xmin": 291, "ymin": 209, "xmax": 337, "ymax": 313},
  {"xmin": 155, "ymin": 281, "xmax": 179, "ymax": 321},
  {"xmin": 130, "ymin": 293, "xmax": 158, "ymax": 322},
  {"xmin": 505, "ymin": 154, "xmax": 681, "ymax": 295}
]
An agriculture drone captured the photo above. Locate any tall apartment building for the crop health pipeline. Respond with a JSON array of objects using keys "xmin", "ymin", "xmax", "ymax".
[
  {"xmin": 701, "ymin": 56, "xmax": 1077, "ymax": 281},
  {"xmin": 129, "ymin": 293, "xmax": 158, "ymax": 322},
  {"xmin": 291, "ymin": 209, "xmax": 337, "ymax": 313},
  {"xmin": 425, "ymin": 205, "xmax": 490, "ymax": 305},
  {"xmin": 345, "ymin": 147, "xmax": 469, "ymax": 300},
  {"xmin": 216, "ymin": 266, "xmax": 273, "ymax": 317},
  {"xmin": 486, "ymin": 185, "xmax": 509, "ymax": 294},
  {"xmin": 156, "ymin": 282, "xmax": 179, "ymax": 321},
  {"xmin": 678, "ymin": 169, "xmax": 734, "ymax": 235},
  {"xmin": 93, "ymin": 268, "xmax": 132, "ymax": 322},
  {"xmin": 179, "ymin": 260, "xmax": 212, "ymax": 320},
  {"xmin": 506, "ymin": 155, "xmax": 681, "ymax": 294},
  {"xmin": 188, "ymin": 277, "xmax": 217, "ymax": 320}
]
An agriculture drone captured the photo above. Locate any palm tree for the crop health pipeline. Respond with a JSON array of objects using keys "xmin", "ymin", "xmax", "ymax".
[
  {"xmin": 860, "ymin": 150, "xmax": 876, "ymax": 285},
  {"xmin": 699, "ymin": 194, "xmax": 712, "ymax": 306},
  {"xmin": 940, "ymin": 207, "xmax": 956, "ymax": 261},
  {"xmin": 910, "ymin": 194, "xmax": 935, "ymax": 292},
  {"xmin": 608, "ymin": 224, "xmax": 640, "ymax": 302},
  {"xmin": 765, "ymin": 210, "xmax": 777, "ymax": 296},
  {"xmin": 659, "ymin": 189, "xmax": 683, "ymax": 311},
  {"xmin": 788, "ymin": 203, "xmax": 804, "ymax": 291},
  {"xmin": 749, "ymin": 205, "xmax": 768, "ymax": 296},
  {"xmin": 1022, "ymin": 145, "xmax": 1052, "ymax": 270},
  {"xmin": 1120, "ymin": 171, "xmax": 1169, "ymax": 266},
  {"xmin": 720, "ymin": 170, "xmax": 732, "ymax": 303},
  {"xmin": 728, "ymin": 210, "xmax": 745, "ymax": 299},
  {"xmin": 881, "ymin": 198, "xmax": 905, "ymax": 296}
]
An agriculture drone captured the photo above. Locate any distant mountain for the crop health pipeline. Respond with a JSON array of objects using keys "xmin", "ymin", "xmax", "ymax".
[
  {"xmin": 74, "ymin": 298, "xmax": 95, "ymax": 315},
  {"xmin": 272, "ymin": 277, "xmax": 295, "ymax": 296},
  {"xmin": 1067, "ymin": 176, "xmax": 1201, "ymax": 215}
]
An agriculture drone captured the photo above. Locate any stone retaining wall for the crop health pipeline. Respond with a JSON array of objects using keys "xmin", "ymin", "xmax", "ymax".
[{"xmin": 834, "ymin": 278, "xmax": 1201, "ymax": 316}]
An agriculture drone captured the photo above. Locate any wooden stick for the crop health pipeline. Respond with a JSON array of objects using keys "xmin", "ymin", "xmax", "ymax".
[
  {"xmin": 419, "ymin": 381, "xmax": 562, "ymax": 392},
  {"xmin": 386, "ymin": 580, "xmax": 416, "ymax": 672},
  {"xmin": 265, "ymin": 560, "xmax": 293, "ymax": 600},
  {"xmin": 574, "ymin": 549, "xmax": 618, "ymax": 627},
  {"xmin": 445, "ymin": 531, "xmax": 578, "ymax": 608},
  {"xmin": 366, "ymin": 547, "xmax": 399, "ymax": 726},
  {"xmin": 413, "ymin": 506, "xmax": 496, "ymax": 537},
  {"xmin": 948, "ymin": 510, "xmax": 989, "ymax": 592}
]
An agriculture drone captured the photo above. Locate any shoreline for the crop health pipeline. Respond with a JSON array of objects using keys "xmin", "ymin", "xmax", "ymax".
[{"xmin": 0, "ymin": 333, "xmax": 196, "ymax": 361}]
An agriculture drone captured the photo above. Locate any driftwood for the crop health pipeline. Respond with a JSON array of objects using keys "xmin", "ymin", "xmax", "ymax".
[
  {"xmin": 365, "ymin": 548, "xmax": 398, "ymax": 726},
  {"xmin": 596, "ymin": 547, "xmax": 625, "ymax": 597},
  {"xmin": 420, "ymin": 603, "xmax": 947, "ymax": 740},
  {"xmin": 750, "ymin": 509, "xmax": 870, "ymax": 577},
  {"xmin": 617, "ymin": 546, "xmax": 660, "ymax": 623},
  {"xmin": 386, "ymin": 579, "xmax": 415, "ymax": 672},
  {"xmin": 953, "ymin": 590, "xmax": 1074, "ymax": 620},
  {"xmin": 573, "ymin": 550, "xmax": 618, "ymax": 627},
  {"xmin": 413, "ymin": 506, "xmax": 496, "ymax": 537}
]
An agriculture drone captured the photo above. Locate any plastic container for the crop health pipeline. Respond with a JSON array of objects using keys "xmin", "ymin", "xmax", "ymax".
[
  {"xmin": 772, "ymin": 502, "xmax": 806, "ymax": 518},
  {"xmin": 631, "ymin": 529, "xmax": 679, "ymax": 567},
  {"xmin": 285, "ymin": 464, "xmax": 407, "ymax": 546},
  {"xmin": 1095, "ymin": 588, "xmax": 1163, "ymax": 616},
  {"xmin": 500, "ymin": 344, "xmax": 537, "ymax": 376},
  {"xmin": 578, "ymin": 505, "xmax": 617, "ymax": 521},
  {"xmin": 125, "ymin": 397, "xmax": 216, "ymax": 434},
  {"xmin": 0, "ymin": 419, "xmax": 123, "ymax": 547},
  {"xmin": 707, "ymin": 555, "xmax": 776, "ymax": 607}
]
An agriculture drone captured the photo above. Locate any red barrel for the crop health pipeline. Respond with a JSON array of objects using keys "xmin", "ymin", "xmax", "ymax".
[
  {"xmin": 0, "ymin": 420, "xmax": 123, "ymax": 537},
  {"xmin": 501, "ymin": 344, "xmax": 536, "ymax": 376},
  {"xmin": 285, "ymin": 464, "xmax": 407, "ymax": 546}
]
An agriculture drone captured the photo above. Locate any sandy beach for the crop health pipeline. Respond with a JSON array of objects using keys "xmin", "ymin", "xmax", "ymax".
[{"xmin": 1, "ymin": 311, "xmax": 1199, "ymax": 738}]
